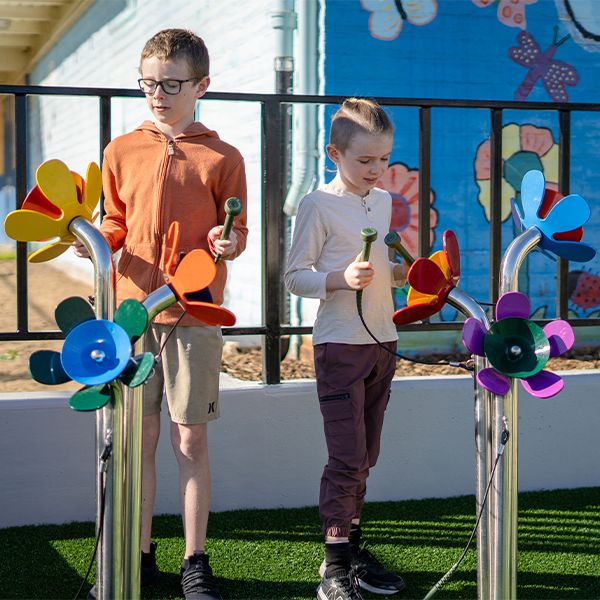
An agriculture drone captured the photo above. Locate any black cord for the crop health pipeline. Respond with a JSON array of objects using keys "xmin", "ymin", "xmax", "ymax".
[
  {"xmin": 74, "ymin": 438, "xmax": 111, "ymax": 600},
  {"xmin": 356, "ymin": 292, "xmax": 473, "ymax": 371},
  {"xmin": 422, "ymin": 424, "xmax": 510, "ymax": 599},
  {"xmin": 155, "ymin": 309, "xmax": 186, "ymax": 361}
]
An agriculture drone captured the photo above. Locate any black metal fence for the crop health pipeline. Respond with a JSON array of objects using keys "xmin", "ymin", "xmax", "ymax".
[{"xmin": 0, "ymin": 85, "xmax": 599, "ymax": 384}]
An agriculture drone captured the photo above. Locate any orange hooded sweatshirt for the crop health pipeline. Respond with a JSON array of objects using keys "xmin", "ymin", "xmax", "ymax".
[{"xmin": 100, "ymin": 120, "xmax": 248, "ymax": 326}]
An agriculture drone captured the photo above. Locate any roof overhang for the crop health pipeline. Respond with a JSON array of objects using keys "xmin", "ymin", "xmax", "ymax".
[{"xmin": 0, "ymin": 0, "xmax": 95, "ymax": 84}]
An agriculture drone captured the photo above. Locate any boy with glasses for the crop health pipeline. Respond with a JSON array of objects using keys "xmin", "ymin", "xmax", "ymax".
[{"xmin": 75, "ymin": 28, "xmax": 248, "ymax": 600}]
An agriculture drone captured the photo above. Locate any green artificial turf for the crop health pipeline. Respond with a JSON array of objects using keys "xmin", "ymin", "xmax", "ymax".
[{"xmin": 0, "ymin": 487, "xmax": 598, "ymax": 599}]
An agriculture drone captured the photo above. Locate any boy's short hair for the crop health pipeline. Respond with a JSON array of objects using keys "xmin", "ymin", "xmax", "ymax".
[
  {"xmin": 330, "ymin": 98, "xmax": 393, "ymax": 153},
  {"xmin": 140, "ymin": 29, "xmax": 210, "ymax": 79}
]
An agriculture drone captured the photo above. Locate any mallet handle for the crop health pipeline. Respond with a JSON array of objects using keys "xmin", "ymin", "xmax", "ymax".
[{"xmin": 384, "ymin": 231, "xmax": 415, "ymax": 265}]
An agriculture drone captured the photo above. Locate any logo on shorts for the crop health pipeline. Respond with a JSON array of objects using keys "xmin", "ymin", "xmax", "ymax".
[{"xmin": 208, "ymin": 402, "xmax": 215, "ymax": 414}]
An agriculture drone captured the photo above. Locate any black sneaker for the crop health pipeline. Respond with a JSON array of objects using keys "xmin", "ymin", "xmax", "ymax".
[
  {"xmin": 316, "ymin": 571, "xmax": 364, "ymax": 600},
  {"xmin": 180, "ymin": 552, "xmax": 223, "ymax": 600},
  {"xmin": 141, "ymin": 541, "xmax": 160, "ymax": 586},
  {"xmin": 350, "ymin": 544, "xmax": 406, "ymax": 595}
]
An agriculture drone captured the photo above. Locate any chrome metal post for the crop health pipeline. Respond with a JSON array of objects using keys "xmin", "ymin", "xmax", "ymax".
[
  {"xmin": 68, "ymin": 221, "xmax": 182, "ymax": 600},
  {"xmin": 447, "ymin": 287, "xmax": 494, "ymax": 600},
  {"xmin": 119, "ymin": 285, "xmax": 179, "ymax": 599},
  {"xmin": 490, "ymin": 226, "xmax": 542, "ymax": 600},
  {"xmin": 69, "ymin": 217, "xmax": 115, "ymax": 600}
]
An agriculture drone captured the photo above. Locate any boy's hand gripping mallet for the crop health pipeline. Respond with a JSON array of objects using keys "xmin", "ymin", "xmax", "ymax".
[{"xmin": 215, "ymin": 197, "xmax": 243, "ymax": 263}]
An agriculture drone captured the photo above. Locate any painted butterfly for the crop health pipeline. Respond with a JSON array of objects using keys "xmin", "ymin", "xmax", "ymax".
[
  {"xmin": 509, "ymin": 28, "xmax": 579, "ymax": 102},
  {"xmin": 361, "ymin": 0, "xmax": 438, "ymax": 41},
  {"xmin": 472, "ymin": 0, "xmax": 537, "ymax": 30}
]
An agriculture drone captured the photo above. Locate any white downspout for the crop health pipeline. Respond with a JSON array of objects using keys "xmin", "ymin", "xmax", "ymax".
[
  {"xmin": 283, "ymin": 0, "xmax": 319, "ymax": 216},
  {"xmin": 270, "ymin": 0, "xmax": 296, "ymax": 92}
]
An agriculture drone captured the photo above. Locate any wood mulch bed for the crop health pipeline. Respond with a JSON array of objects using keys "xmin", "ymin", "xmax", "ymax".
[{"xmin": 1, "ymin": 258, "xmax": 598, "ymax": 390}]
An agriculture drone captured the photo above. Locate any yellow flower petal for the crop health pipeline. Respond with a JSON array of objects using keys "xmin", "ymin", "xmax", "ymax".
[
  {"xmin": 476, "ymin": 179, "xmax": 492, "ymax": 221},
  {"xmin": 540, "ymin": 145, "xmax": 559, "ymax": 184},
  {"xmin": 407, "ymin": 287, "xmax": 438, "ymax": 306},
  {"xmin": 502, "ymin": 123, "xmax": 521, "ymax": 159},
  {"xmin": 28, "ymin": 239, "xmax": 74, "ymax": 263},
  {"xmin": 429, "ymin": 250, "xmax": 450, "ymax": 280},
  {"xmin": 4, "ymin": 209, "xmax": 62, "ymax": 242},
  {"xmin": 36, "ymin": 159, "xmax": 78, "ymax": 208},
  {"xmin": 83, "ymin": 162, "xmax": 102, "ymax": 214},
  {"xmin": 501, "ymin": 177, "xmax": 514, "ymax": 221}
]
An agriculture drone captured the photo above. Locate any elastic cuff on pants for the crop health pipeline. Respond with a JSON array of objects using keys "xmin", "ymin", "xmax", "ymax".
[{"xmin": 324, "ymin": 524, "xmax": 351, "ymax": 538}]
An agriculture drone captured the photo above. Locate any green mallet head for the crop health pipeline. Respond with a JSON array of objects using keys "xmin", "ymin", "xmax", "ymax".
[
  {"xmin": 360, "ymin": 227, "xmax": 377, "ymax": 261},
  {"xmin": 224, "ymin": 197, "xmax": 243, "ymax": 218},
  {"xmin": 384, "ymin": 231, "xmax": 415, "ymax": 265}
]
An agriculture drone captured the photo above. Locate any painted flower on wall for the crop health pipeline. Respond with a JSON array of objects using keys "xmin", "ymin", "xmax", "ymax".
[
  {"xmin": 474, "ymin": 123, "xmax": 558, "ymax": 223},
  {"xmin": 361, "ymin": 0, "xmax": 438, "ymax": 41},
  {"xmin": 568, "ymin": 270, "xmax": 600, "ymax": 314},
  {"xmin": 377, "ymin": 161, "xmax": 438, "ymax": 259},
  {"xmin": 471, "ymin": 0, "xmax": 537, "ymax": 30}
]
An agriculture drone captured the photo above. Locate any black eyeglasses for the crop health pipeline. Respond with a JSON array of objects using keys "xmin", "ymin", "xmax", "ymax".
[{"xmin": 137, "ymin": 78, "xmax": 199, "ymax": 95}]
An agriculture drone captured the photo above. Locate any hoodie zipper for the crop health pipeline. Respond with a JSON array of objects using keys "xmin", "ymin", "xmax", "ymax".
[{"xmin": 151, "ymin": 139, "xmax": 175, "ymax": 290}]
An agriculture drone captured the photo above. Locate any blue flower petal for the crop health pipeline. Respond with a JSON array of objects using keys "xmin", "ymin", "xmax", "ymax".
[
  {"xmin": 539, "ymin": 236, "xmax": 596, "ymax": 263},
  {"xmin": 540, "ymin": 194, "xmax": 591, "ymax": 236},
  {"xmin": 520, "ymin": 170, "xmax": 546, "ymax": 223}
]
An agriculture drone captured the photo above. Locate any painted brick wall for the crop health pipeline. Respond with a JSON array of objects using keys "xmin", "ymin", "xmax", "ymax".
[
  {"xmin": 28, "ymin": 0, "xmax": 279, "ymax": 328},
  {"xmin": 320, "ymin": 0, "xmax": 600, "ymax": 339}
]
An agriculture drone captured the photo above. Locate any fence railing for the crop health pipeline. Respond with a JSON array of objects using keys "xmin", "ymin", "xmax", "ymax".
[{"xmin": 1, "ymin": 85, "xmax": 599, "ymax": 383}]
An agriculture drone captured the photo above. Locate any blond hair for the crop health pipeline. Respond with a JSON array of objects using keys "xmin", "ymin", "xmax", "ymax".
[
  {"xmin": 140, "ymin": 29, "xmax": 209, "ymax": 79},
  {"xmin": 330, "ymin": 98, "xmax": 393, "ymax": 153}
]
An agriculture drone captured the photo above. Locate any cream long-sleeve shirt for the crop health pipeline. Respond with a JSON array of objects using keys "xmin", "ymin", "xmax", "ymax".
[{"xmin": 285, "ymin": 183, "xmax": 400, "ymax": 345}]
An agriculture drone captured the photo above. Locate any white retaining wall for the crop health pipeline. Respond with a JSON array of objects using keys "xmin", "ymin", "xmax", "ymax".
[{"xmin": 1, "ymin": 371, "xmax": 598, "ymax": 529}]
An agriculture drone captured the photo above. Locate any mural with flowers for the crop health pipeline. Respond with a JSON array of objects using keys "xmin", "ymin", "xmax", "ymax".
[
  {"xmin": 474, "ymin": 123, "xmax": 558, "ymax": 224},
  {"xmin": 319, "ymin": 0, "xmax": 600, "ymax": 347},
  {"xmin": 377, "ymin": 162, "xmax": 438, "ymax": 259}
]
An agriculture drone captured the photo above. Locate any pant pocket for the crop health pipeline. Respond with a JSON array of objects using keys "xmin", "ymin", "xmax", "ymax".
[{"xmin": 319, "ymin": 393, "xmax": 354, "ymax": 438}]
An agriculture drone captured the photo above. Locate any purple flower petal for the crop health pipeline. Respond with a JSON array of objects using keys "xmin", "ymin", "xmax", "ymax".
[
  {"xmin": 462, "ymin": 317, "xmax": 486, "ymax": 356},
  {"xmin": 543, "ymin": 320, "xmax": 575, "ymax": 357},
  {"xmin": 496, "ymin": 291, "xmax": 530, "ymax": 320},
  {"xmin": 521, "ymin": 370, "xmax": 564, "ymax": 398},
  {"xmin": 511, "ymin": 197, "xmax": 524, "ymax": 228},
  {"xmin": 477, "ymin": 368, "xmax": 511, "ymax": 396}
]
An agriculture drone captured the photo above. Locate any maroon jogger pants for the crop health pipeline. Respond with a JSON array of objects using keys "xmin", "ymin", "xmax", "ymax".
[{"xmin": 314, "ymin": 341, "xmax": 396, "ymax": 538}]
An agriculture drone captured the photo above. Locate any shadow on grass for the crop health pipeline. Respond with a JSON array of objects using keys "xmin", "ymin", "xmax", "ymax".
[
  {"xmin": 199, "ymin": 487, "xmax": 600, "ymax": 555},
  {"xmin": 0, "ymin": 487, "xmax": 598, "ymax": 599},
  {"xmin": 0, "ymin": 520, "xmax": 95, "ymax": 599}
]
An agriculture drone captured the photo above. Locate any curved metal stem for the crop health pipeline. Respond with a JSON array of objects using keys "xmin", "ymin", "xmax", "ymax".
[
  {"xmin": 68, "ymin": 217, "xmax": 116, "ymax": 600},
  {"xmin": 490, "ymin": 226, "xmax": 542, "ymax": 600},
  {"xmin": 447, "ymin": 287, "xmax": 494, "ymax": 600}
]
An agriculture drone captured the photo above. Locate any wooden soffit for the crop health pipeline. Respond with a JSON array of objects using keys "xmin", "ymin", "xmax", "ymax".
[{"xmin": 0, "ymin": 0, "xmax": 95, "ymax": 84}]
